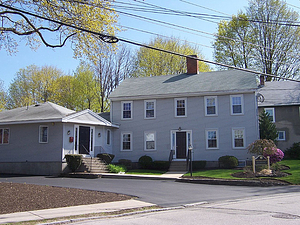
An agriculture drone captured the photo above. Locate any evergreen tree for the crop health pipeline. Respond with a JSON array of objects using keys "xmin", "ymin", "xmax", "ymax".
[{"xmin": 259, "ymin": 110, "xmax": 278, "ymax": 142}]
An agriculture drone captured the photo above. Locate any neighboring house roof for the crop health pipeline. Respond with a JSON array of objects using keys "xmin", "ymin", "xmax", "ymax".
[
  {"xmin": 0, "ymin": 102, "xmax": 118, "ymax": 128},
  {"xmin": 257, "ymin": 81, "xmax": 300, "ymax": 107},
  {"xmin": 99, "ymin": 112, "xmax": 111, "ymax": 122},
  {"xmin": 109, "ymin": 70, "xmax": 258, "ymax": 100}
]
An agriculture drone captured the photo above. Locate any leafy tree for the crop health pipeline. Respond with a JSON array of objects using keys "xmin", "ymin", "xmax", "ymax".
[
  {"xmin": 259, "ymin": 110, "xmax": 278, "ymax": 142},
  {"xmin": 7, "ymin": 65, "xmax": 63, "ymax": 108},
  {"xmin": 213, "ymin": 0, "xmax": 300, "ymax": 80},
  {"xmin": 0, "ymin": 0, "xmax": 117, "ymax": 58},
  {"xmin": 72, "ymin": 63, "xmax": 97, "ymax": 111},
  {"xmin": 132, "ymin": 37, "xmax": 210, "ymax": 77},
  {"xmin": 0, "ymin": 80, "xmax": 7, "ymax": 111}
]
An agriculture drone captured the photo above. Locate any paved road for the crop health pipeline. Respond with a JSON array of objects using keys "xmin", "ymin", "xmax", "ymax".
[
  {"xmin": 70, "ymin": 192, "xmax": 300, "ymax": 225},
  {"xmin": 1, "ymin": 176, "xmax": 300, "ymax": 207}
]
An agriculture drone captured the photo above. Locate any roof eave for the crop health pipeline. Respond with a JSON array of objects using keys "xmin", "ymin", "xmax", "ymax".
[{"xmin": 110, "ymin": 88, "xmax": 257, "ymax": 101}]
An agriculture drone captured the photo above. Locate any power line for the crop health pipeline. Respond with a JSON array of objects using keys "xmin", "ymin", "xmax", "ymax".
[{"xmin": 1, "ymin": 3, "xmax": 299, "ymax": 83}]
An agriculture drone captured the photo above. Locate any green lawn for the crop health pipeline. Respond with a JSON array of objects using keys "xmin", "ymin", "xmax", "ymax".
[
  {"xmin": 276, "ymin": 160, "xmax": 300, "ymax": 184},
  {"xmin": 183, "ymin": 168, "xmax": 243, "ymax": 179},
  {"xmin": 183, "ymin": 160, "xmax": 300, "ymax": 185}
]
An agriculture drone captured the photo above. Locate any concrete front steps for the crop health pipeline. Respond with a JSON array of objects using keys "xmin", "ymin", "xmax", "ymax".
[
  {"xmin": 76, "ymin": 157, "xmax": 109, "ymax": 173},
  {"xmin": 168, "ymin": 161, "xmax": 188, "ymax": 172}
]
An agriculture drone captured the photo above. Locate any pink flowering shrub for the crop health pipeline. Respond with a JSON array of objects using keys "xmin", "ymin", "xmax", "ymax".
[{"xmin": 263, "ymin": 148, "xmax": 284, "ymax": 164}]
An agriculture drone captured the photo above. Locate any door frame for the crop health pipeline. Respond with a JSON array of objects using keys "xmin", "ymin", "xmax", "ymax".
[
  {"xmin": 171, "ymin": 129, "xmax": 192, "ymax": 160},
  {"xmin": 74, "ymin": 125, "xmax": 95, "ymax": 157}
]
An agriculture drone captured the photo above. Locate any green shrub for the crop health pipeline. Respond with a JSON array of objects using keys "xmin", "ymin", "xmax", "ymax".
[
  {"xmin": 152, "ymin": 161, "xmax": 170, "ymax": 171},
  {"xmin": 65, "ymin": 154, "xmax": 83, "ymax": 172},
  {"xmin": 138, "ymin": 155, "xmax": 153, "ymax": 169},
  {"xmin": 97, "ymin": 153, "xmax": 115, "ymax": 164},
  {"xmin": 192, "ymin": 161, "xmax": 207, "ymax": 170},
  {"xmin": 284, "ymin": 142, "xmax": 300, "ymax": 159},
  {"xmin": 218, "ymin": 155, "xmax": 238, "ymax": 169},
  {"xmin": 107, "ymin": 164, "xmax": 127, "ymax": 173}
]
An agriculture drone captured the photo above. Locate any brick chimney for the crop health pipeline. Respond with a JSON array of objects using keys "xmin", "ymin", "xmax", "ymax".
[{"xmin": 186, "ymin": 55, "xmax": 198, "ymax": 75}]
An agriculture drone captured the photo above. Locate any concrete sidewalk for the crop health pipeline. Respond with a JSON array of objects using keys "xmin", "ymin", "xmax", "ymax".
[
  {"xmin": 67, "ymin": 171, "xmax": 187, "ymax": 180},
  {"xmin": 0, "ymin": 199, "xmax": 156, "ymax": 224}
]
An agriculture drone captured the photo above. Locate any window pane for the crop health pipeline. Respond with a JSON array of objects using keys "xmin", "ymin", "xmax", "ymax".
[
  {"xmin": 123, "ymin": 102, "xmax": 131, "ymax": 118},
  {"xmin": 145, "ymin": 133, "xmax": 154, "ymax": 141},
  {"xmin": 0, "ymin": 129, "xmax": 2, "ymax": 144},
  {"xmin": 232, "ymin": 96, "xmax": 242, "ymax": 114},
  {"xmin": 40, "ymin": 127, "xmax": 48, "ymax": 143},
  {"xmin": 207, "ymin": 131, "xmax": 217, "ymax": 148},
  {"xmin": 176, "ymin": 99, "xmax": 186, "ymax": 116},
  {"xmin": 208, "ymin": 140, "xmax": 217, "ymax": 148},
  {"xmin": 123, "ymin": 134, "xmax": 131, "ymax": 150},
  {"xmin": 107, "ymin": 130, "xmax": 111, "ymax": 145},
  {"xmin": 3, "ymin": 129, "xmax": 9, "ymax": 144},
  {"xmin": 207, "ymin": 106, "xmax": 216, "ymax": 114},
  {"xmin": 234, "ymin": 130, "xmax": 244, "ymax": 147},
  {"xmin": 146, "ymin": 102, "xmax": 154, "ymax": 110},
  {"xmin": 233, "ymin": 105, "xmax": 242, "ymax": 113},
  {"xmin": 146, "ymin": 141, "xmax": 155, "ymax": 150}
]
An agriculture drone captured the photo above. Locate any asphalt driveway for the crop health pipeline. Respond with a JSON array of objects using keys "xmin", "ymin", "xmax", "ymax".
[{"xmin": 1, "ymin": 176, "xmax": 300, "ymax": 207}]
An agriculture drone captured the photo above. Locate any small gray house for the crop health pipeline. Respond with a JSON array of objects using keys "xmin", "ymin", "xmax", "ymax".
[
  {"xmin": 0, "ymin": 102, "xmax": 117, "ymax": 175},
  {"xmin": 109, "ymin": 57, "xmax": 259, "ymax": 167},
  {"xmin": 257, "ymin": 80, "xmax": 300, "ymax": 150}
]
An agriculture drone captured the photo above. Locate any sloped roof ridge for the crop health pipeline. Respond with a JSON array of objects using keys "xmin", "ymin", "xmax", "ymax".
[{"xmin": 46, "ymin": 102, "xmax": 75, "ymax": 116}]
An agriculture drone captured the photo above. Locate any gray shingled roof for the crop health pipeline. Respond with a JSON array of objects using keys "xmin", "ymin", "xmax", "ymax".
[
  {"xmin": 109, "ymin": 70, "xmax": 258, "ymax": 100},
  {"xmin": 257, "ymin": 81, "xmax": 300, "ymax": 107},
  {"xmin": 0, "ymin": 102, "xmax": 75, "ymax": 124}
]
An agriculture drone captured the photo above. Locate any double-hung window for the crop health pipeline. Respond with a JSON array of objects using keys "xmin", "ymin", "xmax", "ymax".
[
  {"xmin": 206, "ymin": 129, "xmax": 218, "ymax": 149},
  {"xmin": 144, "ymin": 100, "xmax": 156, "ymax": 119},
  {"xmin": 205, "ymin": 96, "xmax": 218, "ymax": 116},
  {"xmin": 122, "ymin": 101, "xmax": 133, "ymax": 120},
  {"xmin": 175, "ymin": 98, "xmax": 187, "ymax": 117},
  {"xmin": 230, "ymin": 95, "xmax": 244, "ymax": 115},
  {"xmin": 39, "ymin": 126, "xmax": 48, "ymax": 143},
  {"xmin": 265, "ymin": 108, "xmax": 275, "ymax": 122},
  {"xmin": 0, "ymin": 128, "xmax": 9, "ymax": 144},
  {"xmin": 232, "ymin": 128, "xmax": 245, "ymax": 148},
  {"xmin": 121, "ymin": 132, "xmax": 132, "ymax": 151},
  {"xmin": 144, "ymin": 131, "xmax": 156, "ymax": 151}
]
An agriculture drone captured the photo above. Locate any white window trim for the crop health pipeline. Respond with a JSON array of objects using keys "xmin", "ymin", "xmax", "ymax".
[
  {"xmin": 144, "ymin": 131, "xmax": 156, "ymax": 151},
  {"xmin": 121, "ymin": 132, "xmax": 133, "ymax": 151},
  {"xmin": 230, "ymin": 94, "xmax": 244, "ymax": 115},
  {"xmin": 121, "ymin": 101, "xmax": 133, "ymax": 120},
  {"xmin": 277, "ymin": 131, "xmax": 286, "ymax": 141},
  {"xmin": 204, "ymin": 96, "xmax": 218, "ymax": 116},
  {"xmin": 232, "ymin": 128, "xmax": 246, "ymax": 149},
  {"xmin": 39, "ymin": 125, "xmax": 49, "ymax": 144},
  {"xmin": 174, "ymin": 98, "xmax": 187, "ymax": 117},
  {"xmin": 0, "ymin": 128, "xmax": 10, "ymax": 144},
  {"xmin": 205, "ymin": 129, "xmax": 219, "ymax": 150},
  {"xmin": 106, "ymin": 129, "xmax": 111, "ymax": 146},
  {"xmin": 144, "ymin": 100, "xmax": 156, "ymax": 119},
  {"xmin": 264, "ymin": 108, "xmax": 275, "ymax": 122}
]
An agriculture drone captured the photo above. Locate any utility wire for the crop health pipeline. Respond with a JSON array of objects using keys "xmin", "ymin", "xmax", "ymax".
[{"xmin": 1, "ymin": 3, "xmax": 299, "ymax": 82}]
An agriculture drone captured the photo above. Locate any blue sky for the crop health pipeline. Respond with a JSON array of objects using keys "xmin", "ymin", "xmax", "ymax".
[{"xmin": 0, "ymin": 0, "xmax": 299, "ymax": 89}]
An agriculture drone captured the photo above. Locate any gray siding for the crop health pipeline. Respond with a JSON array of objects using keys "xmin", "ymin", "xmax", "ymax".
[
  {"xmin": 0, "ymin": 122, "xmax": 63, "ymax": 162},
  {"xmin": 259, "ymin": 105, "xmax": 300, "ymax": 151},
  {"xmin": 112, "ymin": 93, "xmax": 258, "ymax": 163}
]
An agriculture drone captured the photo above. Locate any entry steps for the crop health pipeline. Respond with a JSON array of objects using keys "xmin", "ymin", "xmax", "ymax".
[
  {"xmin": 77, "ymin": 157, "xmax": 109, "ymax": 173},
  {"xmin": 168, "ymin": 161, "xmax": 188, "ymax": 172}
]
